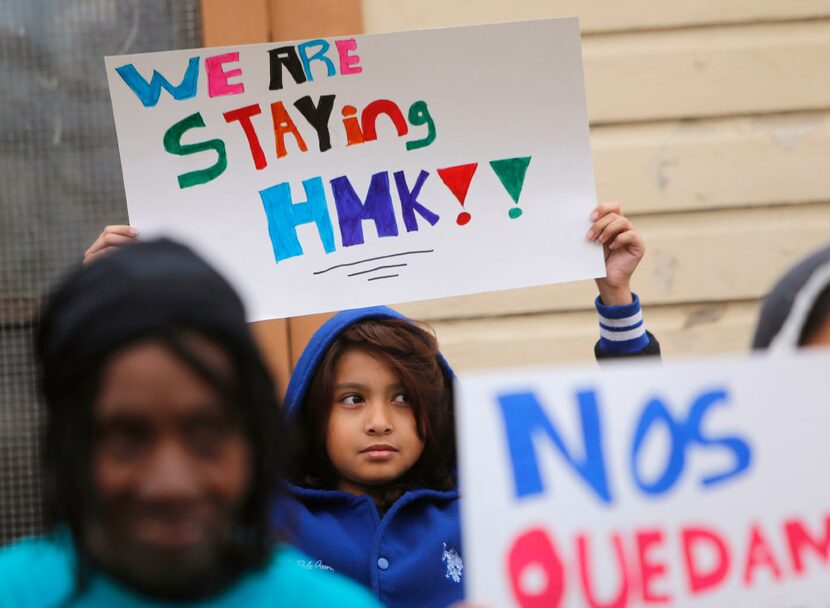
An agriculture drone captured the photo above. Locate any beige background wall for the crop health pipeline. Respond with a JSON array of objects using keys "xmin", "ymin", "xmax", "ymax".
[
  {"xmin": 201, "ymin": 0, "xmax": 830, "ymax": 384},
  {"xmin": 362, "ymin": 0, "xmax": 830, "ymax": 370}
]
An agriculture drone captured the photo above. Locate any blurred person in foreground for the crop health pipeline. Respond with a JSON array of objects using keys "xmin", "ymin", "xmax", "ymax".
[
  {"xmin": 753, "ymin": 244, "xmax": 830, "ymax": 350},
  {"xmin": 0, "ymin": 239, "xmax": 380, "ymax": 607}
]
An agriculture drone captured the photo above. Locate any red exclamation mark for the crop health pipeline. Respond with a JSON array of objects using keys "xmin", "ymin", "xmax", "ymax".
[{"xmin": 437, "ymin": 163, "xmax": 479, "ymax": 225}]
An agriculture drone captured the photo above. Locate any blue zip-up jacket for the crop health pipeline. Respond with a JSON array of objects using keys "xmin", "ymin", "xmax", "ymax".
[
  {"xmin": 274, "ymin": 303, "xmax": 659, "ymax": 608},
  {"xmin": 275, "ymin": 306, "xmax": 464, "ymax": 608}
]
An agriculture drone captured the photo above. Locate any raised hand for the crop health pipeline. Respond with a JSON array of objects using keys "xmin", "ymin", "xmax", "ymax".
[
  {"xmin": 83, "ymin": 225, "xmax": 139, "ymax": 265},
  {"xmin": 586, "ymin": 202, "xmax": 645, "ymax": 306}
]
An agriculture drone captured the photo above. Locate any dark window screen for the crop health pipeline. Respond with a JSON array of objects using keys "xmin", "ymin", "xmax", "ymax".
[{"xmin": 0, "ymin": 0, "xmax": 202, "ymax": 546}]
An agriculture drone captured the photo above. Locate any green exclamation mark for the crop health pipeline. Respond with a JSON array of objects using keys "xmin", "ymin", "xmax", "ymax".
[{"xmin": 490, "ymin": 156, "xmax": 531, "ymax": 219}]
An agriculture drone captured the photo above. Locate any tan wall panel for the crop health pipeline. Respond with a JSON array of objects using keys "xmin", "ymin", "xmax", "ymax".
[
  {"xmin": 270, "ymin": 0, "xmax": 362, "ymax": 40},
  {"xmin": 202, "ymin": 1, "xmax": 363, "ymax": 393},
  {"xmin": 201, "ymin": 0, "xmax": 286, "ymax": 394},
  {"xmin": 431, "ymin": 301, "xmax": 759, "ymax": 371},
  {"xmin": 397, "ymin": 203, "xmax": 830, "ymax": 320},
  {"xmin": 289, "ymin": 312, "xmax": 336, "ymax": 366},
  {"xmin": 362, "ymin": 0, "xmax": 830, "ymax": 35},
  {"xmin": 263, "ymin": 0, "xmax": 363, "ymax": 372},
  {"xmin": 584, "ymin": 21, "xmax": 830, "ymax": 124},
  {"xmin": 250, "ymin": 319, "xmax": 291, "ymax": 398},
  {"xmin": 201, "ymin": 0, "xmax": 271, "ymax": 45},
  {"xmin": 593, "ymin": 111, "xmax": 830, "ymax": 214}
]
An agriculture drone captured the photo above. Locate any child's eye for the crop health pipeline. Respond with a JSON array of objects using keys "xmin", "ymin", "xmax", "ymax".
[
  {"xmin": 341, "ymin": 394, "xmax": 364, "ymax": 406},
  {"xmin": 392, "ymin": 393, "xmax": 409, "ymax": 405}
]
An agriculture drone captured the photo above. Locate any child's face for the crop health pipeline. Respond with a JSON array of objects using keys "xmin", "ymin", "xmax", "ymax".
[{"xmin": 326, "ymin": 348, "xmax": 425, "ymax": 496}]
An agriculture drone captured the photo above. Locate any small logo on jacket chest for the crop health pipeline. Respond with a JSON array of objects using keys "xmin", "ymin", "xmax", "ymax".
[
  {"xmin": 442, "ymin": 542, "xmax": 463, "ymax": 583},
  {"xmin": 296, "ymin": 559, "xmax": 334, "ymax": 572}
]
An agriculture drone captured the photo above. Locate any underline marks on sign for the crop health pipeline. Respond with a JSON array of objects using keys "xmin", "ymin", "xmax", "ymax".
[
  {"xmin": 349, "ymin": 264, "xmax": 408, "ymax": 277},
  {"xmin": 368, "ymin": 274, "xmax": 400, "ymax": 282},
  {"xmin": 313, "ymin": 249, "xmax": 434, "ymax": 281}
]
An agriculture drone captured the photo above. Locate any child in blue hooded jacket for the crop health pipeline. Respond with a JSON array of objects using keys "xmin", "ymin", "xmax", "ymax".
[{"xmin": 273, "ymin": 204, "xmax": 660, "ymax": 608}]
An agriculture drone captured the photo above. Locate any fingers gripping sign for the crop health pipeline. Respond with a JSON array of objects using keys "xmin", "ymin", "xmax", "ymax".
[
  {"xmin": 84, "ymin": 225, "xmax": 139, "ymax": 265},
  {"xmin": 586, "ymin": 202, "xmax": 645, "ymax": 306}
]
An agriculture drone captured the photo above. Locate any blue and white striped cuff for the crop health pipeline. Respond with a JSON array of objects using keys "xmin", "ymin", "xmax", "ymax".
[{"xmin": 595, "ymin": 293, "xmax": 650, "ymax": 354}]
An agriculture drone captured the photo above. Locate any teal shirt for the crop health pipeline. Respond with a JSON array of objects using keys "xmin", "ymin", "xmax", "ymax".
[{"xmin": 0, "ymin": 534, "xmax": 381, "ymax": 607}]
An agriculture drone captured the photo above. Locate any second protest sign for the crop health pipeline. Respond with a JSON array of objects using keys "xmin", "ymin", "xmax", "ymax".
[{"xmin": 457, "ymin": 351, "xmax": 830, "ymax": 606}]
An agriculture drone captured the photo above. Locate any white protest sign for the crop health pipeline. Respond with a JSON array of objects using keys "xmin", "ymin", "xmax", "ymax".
[
  {"xmin": 105, "ymin": 19, "xmax": 603, "ymax": 320},
  {"xmin": 457, "ymin": 350, "xmax": 830, "ymax": 607}
]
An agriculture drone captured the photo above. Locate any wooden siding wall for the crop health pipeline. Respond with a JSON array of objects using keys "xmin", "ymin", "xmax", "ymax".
[
  {"xmin": 201, "ymin": 0, "xmax": 830, "ymax": 378},
  {"xmin": 361, "ymin": 0, "xmax": 830, "ymax": 369}
]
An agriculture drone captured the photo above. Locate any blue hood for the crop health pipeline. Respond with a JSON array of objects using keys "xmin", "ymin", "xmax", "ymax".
[{"xmin": 283, "ymin": 306, "xmax": 454, "ymax": 421}]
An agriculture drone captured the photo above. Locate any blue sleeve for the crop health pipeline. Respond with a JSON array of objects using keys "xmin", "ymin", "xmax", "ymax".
[{"xmin": 594, "ymin": 292, "xmax": 659, "ymax": 357}]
